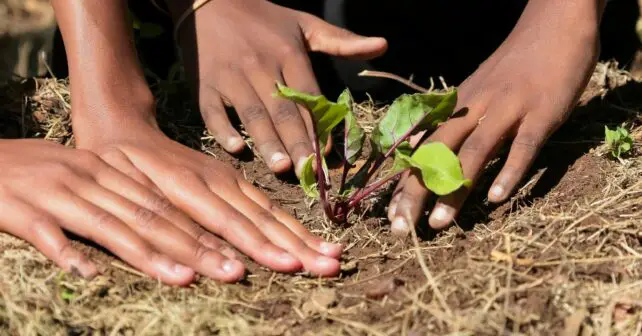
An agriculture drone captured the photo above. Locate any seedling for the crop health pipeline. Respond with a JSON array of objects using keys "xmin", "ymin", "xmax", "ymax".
[
  {"xmin": 605, "ymin": 125, "xmax": 633, "ymax": 159},
  {"xmin": 274, "ymin": 83, "xmax": 471, "ymax": 223}
]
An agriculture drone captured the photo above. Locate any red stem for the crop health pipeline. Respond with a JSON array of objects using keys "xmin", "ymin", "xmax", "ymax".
[
  {"xmin": 347, "ymin": 119, "xmax": 424, "ymax": 204},
  {"xmin": 348, "ymin": 171, "xmax": 405, "ymax": 208}
]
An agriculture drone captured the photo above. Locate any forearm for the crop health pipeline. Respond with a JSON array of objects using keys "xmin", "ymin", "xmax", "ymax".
[
  {"xmin": 514, "ymin": 0, "xmax": 606, "ymax": 41},
  {"xmin": 51, "ymin": 0, "xmax": 155, "ymax": 125}
]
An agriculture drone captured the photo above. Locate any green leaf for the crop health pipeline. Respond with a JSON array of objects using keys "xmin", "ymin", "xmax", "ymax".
[
  {"xmin": 139, "ymin": 22, "xmax": 165, "ymax": 39},
  {"xmin": 605, "ymin": 125, "xmax": 634, "ymax": 158},
  {"xmin": 391, "ymin": 142, "xmax": 413, "ymax": 173},
  {"xmin": 372, "ymin": 90, "xmax": 457, "ymax": 154},
  {"xmin": 61, "ymin": 288, "xmax": 76, "ymax": 301},
  {"xmin": 274, "ymin": 83, "xmax": 350, "ymax": 150},
  {"xmin": 338, "ymin": 90, "xmax": 365, "ymax": 165},
  {"xmin": 299, "ymin": 154, "xmax": 319, "ymax": 199},
  {"xmin": 395, "ymin": 142, "xmax": 471, "ymax": 196}
]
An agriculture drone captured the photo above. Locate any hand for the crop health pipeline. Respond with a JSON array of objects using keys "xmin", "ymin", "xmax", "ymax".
[
  {"xmin": 171, "ymin": 0, "xmax": 387, "ymax": 175},
  {"xmin": 0, "ymin": 139, "xmax": 204, "ymax": 285},
  {"xmin": 75, "ymin": 117, "xmax": 344, "ymax": 280},
  {"xmin": 387, "ymin": 1, "xmax": 601, "ymax": 234}
]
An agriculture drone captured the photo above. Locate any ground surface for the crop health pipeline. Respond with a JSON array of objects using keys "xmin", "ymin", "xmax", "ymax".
[{"xmin": 0, "ymin": 60, "xmax": 641, "ymax": 336}]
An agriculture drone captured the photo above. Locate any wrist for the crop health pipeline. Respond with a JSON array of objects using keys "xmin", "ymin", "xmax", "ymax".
[{"xmin": 71, "ymin": 88, "xmax": 160, "ymax": 149}]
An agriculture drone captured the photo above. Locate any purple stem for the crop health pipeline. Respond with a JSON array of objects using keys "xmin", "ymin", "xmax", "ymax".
[
  {"xmin": 348, "ymin": 171, "xmax": 405, "ymax": 208},
  {"xmin": 338, "ymin": 124, "xmax": 350, "ymax": 195},
  {"xmin": 347, "ymin": 119, "xmax": 425, "ymax": 204},
  {"xmin": 310, "ymin": 124, "xmax": 338, "ymax": 222}
]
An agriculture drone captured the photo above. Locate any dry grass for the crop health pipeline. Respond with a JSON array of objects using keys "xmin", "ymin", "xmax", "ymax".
[{"xmin": 1, "ymin": 62, "xmax": 642, "ymax": 335}]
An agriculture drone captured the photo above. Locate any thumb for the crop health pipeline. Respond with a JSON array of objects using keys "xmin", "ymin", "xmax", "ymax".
[{"xmin": 298, "ymin": 13, "xmax": 387, "ymax": 60}]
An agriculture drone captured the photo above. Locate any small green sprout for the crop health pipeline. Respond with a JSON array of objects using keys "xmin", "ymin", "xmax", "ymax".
[
  {"xmin": 605, "ymin": 125, "xmax": 633, "ymax": 159},
  {"xmin": 274, "ymin": 83, "xmax": 470, "ymax": 223}
]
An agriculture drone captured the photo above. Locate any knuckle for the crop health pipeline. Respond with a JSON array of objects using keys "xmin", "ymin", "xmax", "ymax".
[
  {"xmin": 147, "ymin": 196, "xmax": 178, "ymax": 218},
  {"xmin": 92, "ymin": 212, "xmax": 120, "ymax": 232},
  {"xmin": 240, "ymin": 53, "xmax": 261, "ymax": 68},
  {"xmin": 272, "ymin": 101, "xmax": 299, "ymax": 126},
  {"xmin": 459, "ymin": 136, "xmax": 489, "ymax": 155},
  {"xmin": 133, "ymin": 207, "xmax": 160, "ymax": 231},
  {"xmin": 241, "ymin": 104, "xmax": 269, "ymax": 124},
  {"xmin": 288, "ymin": 139, "xmax": 312, "ymax": 156},
  {"xmin": 255, "ymin": 210, "xmax": 277, "ymax": 228},
  {"xmin": 513, "ymin": 133, "xmax": 544, "ymax": 153},
  {"xmin": 278, "ymin": 43, "xmax": 301, "ymax": 59},
  {"xmin": 194, "ymin": 244, "xmax": 211, "ymax": 263}
]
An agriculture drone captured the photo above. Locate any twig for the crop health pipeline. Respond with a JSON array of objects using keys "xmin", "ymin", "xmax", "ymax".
[
  {"xmin": 326, "ymin": 316, "xmax": 387, "ymax": 336},
  {"xmin": 409, "ymin": 225, "xmax": 452, "ymax": 316},
  {"xmin": 111, "ymin": 261, "xmax": 146, "ymax": 278},
  {"xmin": 339, "ymin": 257, "xmax": 412, "ymax": 287},
  {"xmin": 359, "ymin": 70, "xmax": 429, "ymax": 93}
]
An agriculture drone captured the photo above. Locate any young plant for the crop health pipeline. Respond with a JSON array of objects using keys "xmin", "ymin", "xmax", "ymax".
[
  {"xmin": 274, "ymin": 83, "xmax": 471, "ymax": 223},
  {"xmin": 605, "ymin": 125, "xmax": 633, "ymax": 159}
]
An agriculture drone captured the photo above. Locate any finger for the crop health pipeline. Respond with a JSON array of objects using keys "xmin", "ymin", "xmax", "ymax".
[
  {"xmin": 298, "ymin": 12, "xmax": 388, "ymax": 60},
  {"xmin": 251, "ymin": 68, "xmax": 314, "ymax": 176},
  {"xmin": 135, "ymin": 161, "xmax": 304, "ymax": 273},
  {"xmin": 215, "ymin": 177, "xmax": 340, "ymax": 276},
  {"xmin": 0, "ymin": 195, "xmax": 98, "ymax": 279},
  {"xmin": 280, "ymin": 52, "xmax": 334, "ymax": 167},
  {"xmin": 92, "ymin": 164, "xmax": 238, "ymax": 259},
  {"xmin": 236, "ymin": 179, "xmax": 343, "ymax": 259},
  {"xmin": 98, "ymin": 148, "xmax": 160, "ymax": 193},
  {"xmin": 390, "ymin": 117, "xmax": 478, "ymax": 235},
  {"xmin": 200, "ymin": 86, "xmax": 246, "ymax": 153},
  {"xmin": 429, "ymin": 111, "xmax": 517, "ymax": 229},
  {"xmin": 32, "ymin": 185, "xmax": 195, "ymax": 285},
  {"xmin": 217, "ymin": 70, "xmax": 291, "ymax": 172},
  {"xmin": 387, "ymin": 134, "xmax": 423, "ymax": 220},
  {"xmin": 488, "ymin": 121, "xmax": 550, "ymax": 203},
  {"xmin": 70, "ymin": 176, "xmax": 244, "ymax": 282}
]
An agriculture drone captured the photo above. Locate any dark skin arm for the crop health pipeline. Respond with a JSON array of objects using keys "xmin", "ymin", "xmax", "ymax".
[
  {"xmin": 389, "ymin": 0, "xmax": 607, "ymax": 233},
  {"xmin": 50, "ymin": 0, "xmax": 344, "ymax": 283},
  {"xmin": 164, "ymin": 0, "xmax": 388, "ymax": 175}
]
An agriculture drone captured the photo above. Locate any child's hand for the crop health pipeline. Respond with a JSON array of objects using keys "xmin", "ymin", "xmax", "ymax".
[
  {"xmin": 169, "ymin": 0, "xmax": 387, "ymax": 175},
  {"xmin": 0, "ymin": 139, "xmax": 215, "ymax": 285},
  {"xmin": 388, "ymin": 1, "xmax": 602, "ymax": 234},
  {"xmin": 73, "ymin": 117, "xmax": 343, "ymax": 279}
]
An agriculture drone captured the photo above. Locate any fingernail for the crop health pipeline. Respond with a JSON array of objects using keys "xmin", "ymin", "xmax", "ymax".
[
  {"xmin": 174, "ymin": 263, "xmax": 191, "ymax": 274},
  {"xmin": 388, "ymin": 202, "xmax": 398, "ymax": 220},
  {"xmin": 270, "ymin": 152, "xmax": 287, "ymax": 165},
  {"xmin": 320, "ymin": 242, "xmax": 342, "ymax": 256},
  {"xmin": 490, "ymin": 184, "xmax": 505, "ymax": 200},
  {"xmin": 391, "ymin": 217, "xmax": 410, "ymax": 235},
  {"xmin": 227, "ymin": 137, "xmax": 244, "ymax": 150},
  {"xmin": 278, "ymin": 252, "xmax": 297, "ymax": 264},
  {"xmin": 432, "ymin": 206, "xmax": 452, "ymax": 222},
  {"xmin": 222, "ymin": 260, "xmax": 238, "ymax": 273},
  {"xmin": 296, "ymin": 158, "xmax": 308, "ymax": 175},
  {"xmin": 316, "ymin": 256, "xmax": 338, "ymax": 268}
]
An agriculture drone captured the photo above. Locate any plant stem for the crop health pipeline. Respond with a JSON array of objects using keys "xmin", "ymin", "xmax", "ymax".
[
  {"xmin": 348, "ymin": 171, "xmax": 405, "ymax": 208},
  {"xmin": 339, "ymin": 161, "xmax": 350, "ymax": 195},
  {"xmin": 348, "ymin": 120, "xmax": 423, "ymax": 204},
  {"xmin": 358, "ymin": 70, "xmax": 429, "ymax": 93},
  {"xmin": 338, "ymin": 124, "xmax": 351, "ymax": 195},
  {"xmin": 310, "ymin": 121, "xmax": 338, "ymax": 222}
]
